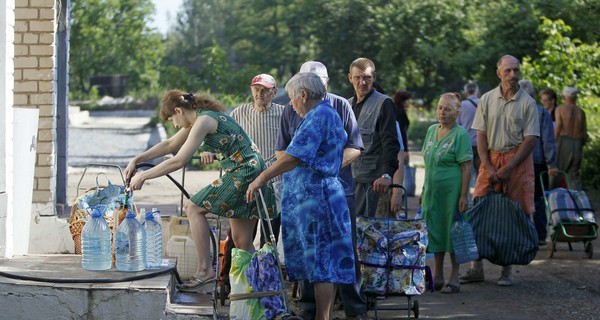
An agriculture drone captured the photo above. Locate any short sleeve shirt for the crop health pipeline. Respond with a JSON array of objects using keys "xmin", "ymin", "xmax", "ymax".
[
  {"xmin": 472, "ymin": 86, "xmax": 540, "ymax": 152},
  {"xmin": 230, "ymin": 102, "xmax": 285, "ymax": 165}
]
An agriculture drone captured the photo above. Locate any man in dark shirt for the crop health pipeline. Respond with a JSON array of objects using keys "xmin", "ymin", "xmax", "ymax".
[
  {"xmin": 347, "ymin": 57, "xmax": 400, "ymax": 217},
  {"xmin": 275, "ymin": 61, "xmax": 366, "ymax": 319}
]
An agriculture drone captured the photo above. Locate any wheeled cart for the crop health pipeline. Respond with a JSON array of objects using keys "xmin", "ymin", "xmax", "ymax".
[
  {"xmin": 357, "ymin": 184, "xmax": 432, "ymax": 319},
  {"xmin": 541, "ymin": 171, "xmax": 597, "ymax": 259}
]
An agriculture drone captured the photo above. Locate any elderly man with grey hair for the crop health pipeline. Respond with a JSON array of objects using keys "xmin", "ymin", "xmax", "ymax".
[
  {"xmin": 461, "ymin": 55, "xmax": 539, "ymax": 287},
  {"xmin": 554, "ymin": 86, "xmax": 588, "ymax": 190},
  {"xmin": 519, "ymin": 79, "xmax": 558, "ymax": 245},
  {"xmin": 247, "ymin": 72, "xmax": 356, "ymax": 320}
]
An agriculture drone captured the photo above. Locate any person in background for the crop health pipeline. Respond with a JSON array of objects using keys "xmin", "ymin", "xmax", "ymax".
[
  {"xmin": 519, "ymin": 79, "xmax": 558, "ymax": 246},
  {"xmin": 421, "ymin": 92, "xmax": 472, "ymax": 293},
  {"xmin": 554, "ymin": 86, "xmax": 588, "ymax": 190},
  {"xmin": 539, "ymin": 88, "xmax": 558, "ymax": 123},
  {"xmin": 348, "ymin": 57, "xmax": 401, "ymax": 217},
  {"xmin": 457, "ymin": 82, "xmax": 481, "ymax": 173},
  {"xmin": 125, "ymin": 91, "xmax": 276, "ymax": 290},
  {"xmin": 460, "ymin": 55, "xmax": 539, "ymax": 287},
  {"xmin": 275, "ymin": 61, "xmax": 367, "ymax": 319},
  {"xmin": 247, "ymin": 72, "xmax": 356, "ymax": 320},
  {"xmin": 392, "ymin": 90, "xmax": 412, "ymax": 163},
  {"xmin": 225, "ymin": 73, "xmax": 285, "ymax": 245}
]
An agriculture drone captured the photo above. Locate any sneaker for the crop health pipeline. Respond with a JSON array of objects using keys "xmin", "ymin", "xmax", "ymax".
[
  {"xmin": 497, "ymin": 266, "xmax": 513, "ymax": 286},
  {"xmin": 459, "ymin": 268, "xmax": 485, "ymax": 284}
]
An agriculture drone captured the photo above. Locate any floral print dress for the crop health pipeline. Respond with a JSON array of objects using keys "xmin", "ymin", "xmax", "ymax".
[
  {"xmin": 281, "ymin": 101, "xmax": 356, "ymax": 285},
  {"xmin": 190, "ymin": 110, "xmax": 276, "ymax": 219},
  {"xmin": 421, "ymin": 124, "xmax": 472, "ymax": 252}
]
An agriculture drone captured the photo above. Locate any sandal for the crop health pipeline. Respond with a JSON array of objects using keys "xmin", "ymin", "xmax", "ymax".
[
  {"xmin": 440, "ymin": 283, "xmax": 460, "ymax": 294},
  {"xmin": 176, "ymin": 277, "xmax": 217, "ymax": 292}
]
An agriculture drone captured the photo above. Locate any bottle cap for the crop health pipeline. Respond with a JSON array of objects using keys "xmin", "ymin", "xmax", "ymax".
[
  {"xmin": 91, "ymin": 208, "xmax": 102, "ymax": 218},
  {"xmin": 126, "ymin": 210, "xmax": 136, "ymax": 218},
  {"xmin": 145, "ymin": 211, "xmax": 155, "ymax": 220}
]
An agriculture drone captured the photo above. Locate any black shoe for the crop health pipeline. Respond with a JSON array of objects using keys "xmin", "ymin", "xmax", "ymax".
[{"xmin": 346, "ymin": 313, "xmax": 370, "ymax": 320}]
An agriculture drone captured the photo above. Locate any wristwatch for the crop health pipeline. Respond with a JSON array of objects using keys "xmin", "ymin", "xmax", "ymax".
[{"xmin": 381, "ymin": 173, "xmax": 392, "ymax": 180}]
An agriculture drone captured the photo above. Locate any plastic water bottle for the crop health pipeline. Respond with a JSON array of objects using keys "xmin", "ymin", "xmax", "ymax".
[
  {"xmin": 81, "ymin": 207, "xmax": 112, "ymax": 271},
  {"xmin": 415, "ymin": 206, "xmax": 423, "ymax": 219},
  {"xmin": 143, "ymin": 209, "xmax": 162, "ymax": 269},
  {"xmin": 116, "ymin": 209, "xmax": 146, "ymax": 271}
]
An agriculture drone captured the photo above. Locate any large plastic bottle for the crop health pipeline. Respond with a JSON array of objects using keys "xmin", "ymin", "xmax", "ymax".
[
  {"xmin": 415, "ymin": 206, "xmax": 423, "ymax": 219},
  {"xmin": 116, "ymin": 209, "xmax": 146, "ymax": 271},
  {"xmin": 81, "ymin": 207, "xmax": 112, "ymax": 271},
  {"xmin": 143, "ymin": 209, "xmax": 162, "ymax": 269}
]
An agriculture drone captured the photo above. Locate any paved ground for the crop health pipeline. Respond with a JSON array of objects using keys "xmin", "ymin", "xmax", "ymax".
[{"xmin": 67, "ymin": 109, "xmax": 600, "ymax": 319}]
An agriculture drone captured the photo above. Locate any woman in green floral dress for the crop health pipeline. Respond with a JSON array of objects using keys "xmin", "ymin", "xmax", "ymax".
[{"xmin": 126, "ymin": 90, "xmax": 275, "ymax": 289}]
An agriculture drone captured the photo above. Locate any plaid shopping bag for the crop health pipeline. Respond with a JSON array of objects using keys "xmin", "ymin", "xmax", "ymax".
[{"xmin": 467, "ymin": 191, "xmax": 538, "ymax": 266}]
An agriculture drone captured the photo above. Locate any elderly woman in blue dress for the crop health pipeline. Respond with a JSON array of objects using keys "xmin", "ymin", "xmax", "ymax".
[{"xmin": 246, "ymin": 72, "xmax": 355, "ymax": 320}]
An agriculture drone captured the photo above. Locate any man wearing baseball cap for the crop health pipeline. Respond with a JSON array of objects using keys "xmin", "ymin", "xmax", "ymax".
[
  {"xmin": 275, "ymin": 61, "xmax": 368, "ymax": 319},
  {"xmin": 202, "ymin": 73, "xmax": 285, "ymax": 245},
  {"xmin": 554, "ymin": 86, "xmax": 588, "ymax": 190}
]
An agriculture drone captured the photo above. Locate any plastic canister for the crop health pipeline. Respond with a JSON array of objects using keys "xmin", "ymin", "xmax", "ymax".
[{"xmin": 166, "ymin": 235, "xmax": 198, "ymax": 279}]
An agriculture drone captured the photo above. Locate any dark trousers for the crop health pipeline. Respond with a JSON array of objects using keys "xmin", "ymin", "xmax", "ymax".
[
  {"xmin": 297, "ymin": 195, "xmax": 367, "ymax": 317},
  {"xmin": 533, "ymin": 163, "xmax": 549, "ymax": 241}
]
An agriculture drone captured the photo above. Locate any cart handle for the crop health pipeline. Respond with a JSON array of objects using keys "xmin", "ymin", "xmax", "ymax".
[{"xmin": 366, "ymin": 184, "xmax": 408, "ymax": 218}]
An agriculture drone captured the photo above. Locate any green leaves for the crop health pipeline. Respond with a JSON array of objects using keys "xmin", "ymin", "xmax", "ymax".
[
  {"xmin": 522, "ymin": 17, "xmax": 600, "ymax": 138},
  {"xmin": 69, "ymin": 0, "xmax": 164, "ymax": 99},
  {"xmin": 70, "ymin": 0, "xmax": 600, "ymax": 113}
]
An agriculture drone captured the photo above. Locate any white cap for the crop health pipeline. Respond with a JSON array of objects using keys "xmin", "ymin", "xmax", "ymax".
[
  {"xmin": 299, "ymin": 61, "xmax": 329, "ymax": 84},
  {"xmin": 562, "ymin": 86, "xmax": 578, "ymax": 97}
]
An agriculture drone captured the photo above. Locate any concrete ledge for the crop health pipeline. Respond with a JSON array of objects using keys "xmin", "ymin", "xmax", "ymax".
[{"xmin": 0, "ymin": 255, "xmax": 173, "ymax": 319}]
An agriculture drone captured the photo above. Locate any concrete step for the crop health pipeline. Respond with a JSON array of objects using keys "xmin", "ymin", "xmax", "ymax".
[
  {"xmin": 165, "ymin": 290, "xmax": 217, "ymax": 320},
  {"xmin": 0, "ymin": 254, "xmax": 218, "ymax": 319}
]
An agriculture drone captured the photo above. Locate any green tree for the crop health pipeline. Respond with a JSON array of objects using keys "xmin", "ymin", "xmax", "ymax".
[
  {"xmin": 522, "ymin": 18, "xmax": 600, "ymax": 190},
  {"xmin": 70, "ymin": 0, "xmax": 164, "ymax": 98},
  {"xmin": 372, "ymin": 0, "xmax": 473, "ymax": 103},
  {"xmin": 522, "ymin": 18, "xmax": 600, "ymax": 139}
]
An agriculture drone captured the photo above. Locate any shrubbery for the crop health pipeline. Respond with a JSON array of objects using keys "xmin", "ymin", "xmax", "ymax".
[{"xmin": 582, "ymin": 138, "xmax": 600, "ymax": 191}]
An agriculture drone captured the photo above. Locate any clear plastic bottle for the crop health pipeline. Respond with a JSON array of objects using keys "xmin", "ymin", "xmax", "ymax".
[
  {"xmin": 81, "ymin": 207, "xmax": 112, "ymax": 271},
  {"xmin": 143, "ymin": 209, "xmax": 162, "ymax": 269},
  {"xmin": 415, "ymin": 206, "xmax": 423, "ymax": 219},
  {"xmin": 116, "ymin": 209, "xmax": 146, "ymax": 271}
]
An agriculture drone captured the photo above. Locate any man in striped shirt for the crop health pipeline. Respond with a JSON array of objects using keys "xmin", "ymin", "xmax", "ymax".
[{"xmin": 230, "ymin": 73, "xmax": 285, "ymax": 244}]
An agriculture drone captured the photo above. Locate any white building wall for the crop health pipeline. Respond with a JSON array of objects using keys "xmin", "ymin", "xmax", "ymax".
[
  {"xmin": 0, "ymin": 0, "xmax": 15, "ymax": 258},
  {"xmin": 1, "ymin": 0, "xmax": 70, "ymax": 256}
]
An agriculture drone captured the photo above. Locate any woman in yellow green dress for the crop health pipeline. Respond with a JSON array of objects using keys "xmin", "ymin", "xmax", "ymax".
[{"xmin": 421, "ymin": 92, "xmax": 472, "ymax": 293}]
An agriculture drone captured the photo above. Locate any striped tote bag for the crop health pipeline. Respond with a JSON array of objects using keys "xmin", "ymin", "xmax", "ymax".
[{"xmin": 467, "ymin": 191, "xmax": 539, "ymax": 266}]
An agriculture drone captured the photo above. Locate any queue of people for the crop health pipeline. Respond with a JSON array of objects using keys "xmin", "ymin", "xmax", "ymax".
[{"xmin": 123, "ymin": 54, "xmax": 588, "ymax": 320}]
